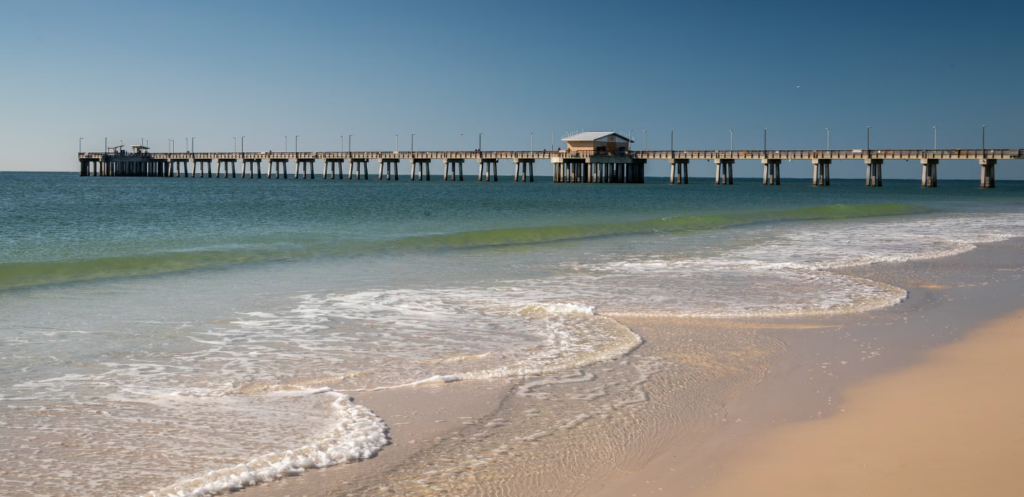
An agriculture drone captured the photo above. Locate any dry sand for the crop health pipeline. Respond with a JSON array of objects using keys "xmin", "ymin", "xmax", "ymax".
[{"xmin": 605, "ymin": 309, "xmax": 1024, "ymax": 497}]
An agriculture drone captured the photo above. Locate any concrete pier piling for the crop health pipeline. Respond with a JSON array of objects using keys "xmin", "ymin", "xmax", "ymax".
[
  {"xmin": 980, "ymin": 159, "xmax": 996, "ymax": 188},
  {"xmin": 865, "ymin": 159, "xmax": 884, "ymax": 187},
  {"xmin": 762, "ymin": 159, "xmax": 781, "ymax": 185},
  {"xmin": 811, "ymin": 159, "xmax": 831, "ymax": 186},
  {"xmin": 714, "ymin": 159, "xmax": 734, "ymax": 185},
  {"xmin": 514, "ymin": 159, "xmax": 534, "ymax": 182},
  {"xmin": 921, "ymin": 159, "xmax": 938, "ymax": 187},
  {"xmin": 669, "ymin": 159, "xmax": 689, "ymax": 184}
]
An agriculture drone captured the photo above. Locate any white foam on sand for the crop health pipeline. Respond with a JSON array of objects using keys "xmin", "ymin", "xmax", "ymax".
[{"xmin": 141, "ymin": 388, "xmax": 388, "ymax": 497}]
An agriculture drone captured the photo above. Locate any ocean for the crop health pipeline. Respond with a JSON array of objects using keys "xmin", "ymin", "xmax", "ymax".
[{"xmin": 1, "ymin": 172, "xmax": 1023, "ymax": 496}]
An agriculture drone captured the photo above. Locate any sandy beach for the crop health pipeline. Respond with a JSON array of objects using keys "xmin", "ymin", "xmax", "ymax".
[{"xmin": 601, "ymin": 307, "xmax": 1024, "ymax": 496}]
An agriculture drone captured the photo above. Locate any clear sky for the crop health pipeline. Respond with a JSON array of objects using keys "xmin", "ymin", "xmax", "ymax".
[{"xmin": 1, "ymin": 0, "xmax": 1021, "ymax": 178}]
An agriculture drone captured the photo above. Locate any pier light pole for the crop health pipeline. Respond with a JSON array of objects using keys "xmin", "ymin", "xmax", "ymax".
[
  {"xmin": 982, "ymin": 125, "xmax": 986, "ymax": 151},
  {"xmin": 643, "ymin": 130, "xmax": 647, "ymax": 150},
  {"xmin": 551, "ymin": 131, "xmax": 554, "ymax": 151},
  {"xmin": 171, "ymin": 139, "xmax": 174, "ymax": 153},
  {"xmin": 729, "ymin": 130, "xmax": 733, "ymax": 150},
  {"xmin": 933, "ymin": 126, "xmax": 937, "ymax": 150},
  {"xmin": 241, "ymin": 136, "xmax": 244, "ymax": 156},
  {"xmin": 827, "ymin": 128, "xmax": 830, "ymax": 151},
  {"xmin": 340, "ymin": 135, "xmax": 344, "ymax": 153},
  {"xmin": 531, "ymin": 132, "xmax": 534, "ymax": 152},
  {"xmin": 479, "ymin": 133, "xmax": 483, "ymax": 152},
  {"xmin": 671, "ymin": 130, "xmax": 675, "ymax": 152},
  {"xmin": 79, "ymin": 137, "xmax": 83, "ymax": 153},
  {"xmin": 191, "ymin": 137, "xmax": 195, "ymax": 154},
  {"xmin": 866, "ymin": 126, "xmax": 871, "ymax": 156},
  {"xmin": 395, "ymin": 135, "xmax": 398, "ymax": 154},
  {"xmin": 411, "ymin": 134, "xmax": 415, "ymax": 153},
  {"xmin": 284, "ymin": 136, "xmax": 287, "ymax": 153},
  {"xmin": 348, "ymin": 135, "xmax": 352, "ymax": 153},
  {"xmin": 460, "ymin": 133, "xmax": 464, "ymax": 151},
  {"xmin": 105, "ymin": 137, "xmax": 107, "ymax": 153},
  {"xmin": 764, "ymin": 128, "xmax": 767, "ymax": 151},
  {"xmin": 233, "ymin": 137, "xmax": 236, "ymax": 154},
  {"xmin": 295, "ymin": 136, "xmax": 299, "ymax": 157}
]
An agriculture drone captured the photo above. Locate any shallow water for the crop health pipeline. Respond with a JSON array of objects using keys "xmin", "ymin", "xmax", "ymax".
[{"xmin": 1, "ymin": 172, "xmax": 1023, "ymax": 496}]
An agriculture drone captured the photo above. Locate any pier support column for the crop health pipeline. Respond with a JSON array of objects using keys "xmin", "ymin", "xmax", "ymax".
[
  {"xmin": 980, "ymin": 159, "xmax": 996, "ymax": 188},
  {"xmin": 633, "ymin": 159, "xmax": 647, "ymax": 184},
  {"xmin": 513, "ymin": 159, "xmax": 534, "ymax": 182},
  {"xmin": 669, "ymin": 159, "xmax": 689, "ymax": 184},
  {"xmin": 478, "ymin": 159, "xmax": 498, "ymax": 182},
  {"xmin": 865, "ymin": 159, "xmax": 883, "ymax": 187},
  {"xmin": 761, "ymin": 159, "xmax": 781, "ymax": 185},
  {"xmin": 811, "ymin": 159, "xmax": 831, "ymax": 186},
  {"xmin": 714, "ymin": 159, "xmax": 734, "ymax": 185},
  {"xmin": 921, "ymin": 159, "xmax": 938, "ymax": 187}
]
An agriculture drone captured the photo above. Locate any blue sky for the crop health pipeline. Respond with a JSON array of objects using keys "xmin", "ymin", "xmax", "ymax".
[{"xmin": 1, "ymin": 0, "xmax": 1021, "ymax": 178}]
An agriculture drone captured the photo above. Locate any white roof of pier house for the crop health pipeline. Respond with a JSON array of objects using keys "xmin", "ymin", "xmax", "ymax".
[{"xmin": 561, "ymin": 132, "xmax": 633, "ymax": 152}]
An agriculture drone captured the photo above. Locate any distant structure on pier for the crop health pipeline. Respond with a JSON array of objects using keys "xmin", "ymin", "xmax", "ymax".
[{"xmin": 562, "ymin": 132, "xmax": 632, "ymax": 153}]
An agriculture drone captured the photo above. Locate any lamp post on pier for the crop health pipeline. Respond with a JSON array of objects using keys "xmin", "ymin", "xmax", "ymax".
[
  {"xmin": 460, "ymin": 133, "xmax": 464, "ymax": 151},
  {"xmin": 530, "ymin": 132, "xmax": 534, "ymax": 152},
  {"xmin": 348, "ymin": 135, "xmax": 352, "ymax": 154},
  {"xmin": 479, "ymin": 133, "xmax": 483, "ymax": 152},
  {"xmin": 411, "ymin": 134, "xmax": 415, "ymax": 153},
  {"xmin": 866, "ymin": 126, "xmax": 871, "ymax": 156},
  {"xmin": 233, "ymin": 137, "xmax": 236, "ymax": 153},
  {"xmin": 729, "ymin": 130, "xmax": 733, "ymax": 151},
  {"xmin": 826, "ymin": 128, "xmax": 830, "ymax": 151},
  {"xmin": 79, "ymin": 137, "xmax": 83, "ymax": 153},
  {"xmin": 191, "ymin": 137, "xmax": 195, "ymax": 154},
  {"xmin": 643, "ymin": 130, "xmax": 647, "ymax": 150},
  {"xmin": 241, "ymin": 136, "xmax": 244, "ymax": 157},
  {"xmin": 933, "ymin": 126, "xmax": 937, "ymax": 150},
  {"xmin": 394, "ymin": 135, "xmax": 398, "ymax": 154},
  {"xmin": 295, "ymin": 136, "xmax": 299, "ymax": 157},
  {"xmin": 670, "ymin": 130, "xmax": 675, "ymax": 154}
]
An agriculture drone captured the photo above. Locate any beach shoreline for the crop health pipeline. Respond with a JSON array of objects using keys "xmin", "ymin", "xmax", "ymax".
[
  {"xmin": 224, "ymin": 240, "xmax": 1024, "ymax": 497},
  {"xmin": 596, "ymin": 240, "xmax": 1024, "ymax": 496}
]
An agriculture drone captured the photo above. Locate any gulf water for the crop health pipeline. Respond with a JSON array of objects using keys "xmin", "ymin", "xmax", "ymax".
[{"xmin": 2, "ymin": 172, "xmax": 1023, "ymax": 496}]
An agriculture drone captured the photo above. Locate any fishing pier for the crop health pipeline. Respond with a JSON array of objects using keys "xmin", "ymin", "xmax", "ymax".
[{"xmin": 78, "ymin": 133, "xmax": 1023, "ymax": 188}]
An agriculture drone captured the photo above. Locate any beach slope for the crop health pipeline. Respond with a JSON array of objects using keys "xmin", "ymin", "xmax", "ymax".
[{"xmin": 681, "ymin": 310, "xmax": 1024, "ymax": 496}]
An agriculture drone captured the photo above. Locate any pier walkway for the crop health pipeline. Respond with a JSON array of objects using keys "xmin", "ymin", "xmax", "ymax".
[{"xmin": 77, "ymin": 148, "xmax": 1023, "ymax": 188}]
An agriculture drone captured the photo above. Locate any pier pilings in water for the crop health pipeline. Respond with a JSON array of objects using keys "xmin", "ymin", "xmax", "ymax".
[
  {"xmin": 477, "ymin": 158, "xmax": 498, "ymax": 182},
  {"xmin": 714, "ymin": 159, "xmax": 734, "ymax": 185},
  {"xmin": 761, "ymin": 159, "xmax": 781, "ymax": 185},
  {"xmin": 513, "ymin": 159, "xmax": 534, "ymax": 182},
  {"xmin": 669, "ymin": 159, "xmax": 689, "ymax": 184},
  {"xmin": 812, "ymin": 159, "xmax": 831, "ymax": 186},
  {"xmin": 980, "ymin": 159, "xmax": 996, "ymax": 188},
  {"xmin": 865, "ymin": 159, "xmax": 884, "ymax": 187},
  {"xmin": 443, "ymin": 159, "xmax": 465, "ymax": 181},
  {"xmin": 921, "ymin": 159, "xmax": 938, "ymax": 188}
]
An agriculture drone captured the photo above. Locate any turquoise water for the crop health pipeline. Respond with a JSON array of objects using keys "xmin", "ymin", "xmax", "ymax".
[{"xmin": 2, "ymin": 172, "xmax": 1023, "ymax": 496}]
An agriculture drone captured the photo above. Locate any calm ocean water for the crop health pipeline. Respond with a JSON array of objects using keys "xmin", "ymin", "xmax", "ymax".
[{"xmin": 2, "ymin": 172, "xmax": 1024, "ymax": 496}]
